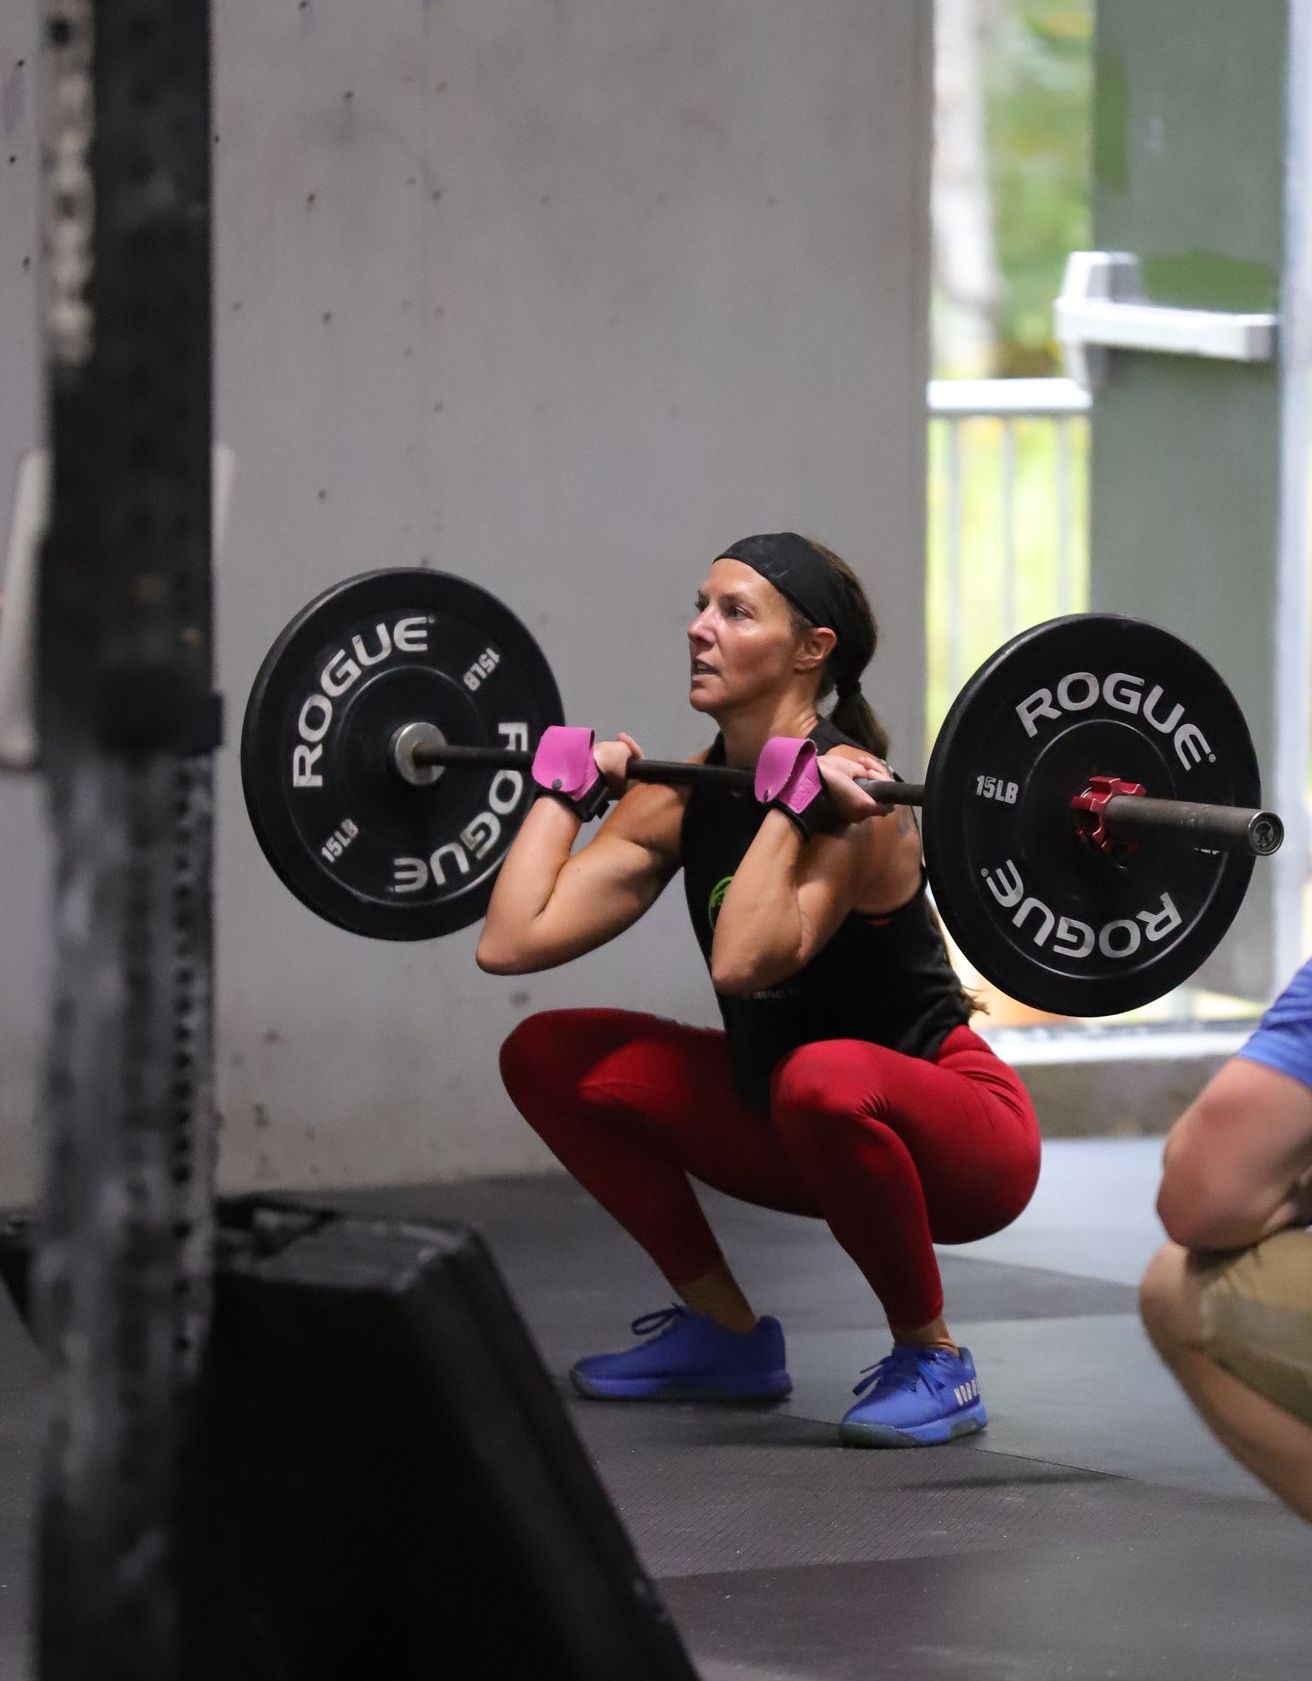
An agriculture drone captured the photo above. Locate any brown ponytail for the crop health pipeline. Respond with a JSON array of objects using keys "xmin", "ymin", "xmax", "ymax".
[
  {"xmin": 786, "ymin": 540, "xmax": 890, "ymax": 758},
  {"xmin": 790, "ymin": 541, "xmax": 986, "ymax": 1017}
]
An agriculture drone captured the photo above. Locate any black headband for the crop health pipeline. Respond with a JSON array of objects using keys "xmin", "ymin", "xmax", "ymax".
[{"xmin": 717, "ymin": 533, "xmax": 863, "ymax": 698}]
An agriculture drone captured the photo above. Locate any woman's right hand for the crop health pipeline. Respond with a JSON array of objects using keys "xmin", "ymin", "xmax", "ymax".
[{"xmin": 593, "ymin": 731, "xmax": 643, "ymax": 799}]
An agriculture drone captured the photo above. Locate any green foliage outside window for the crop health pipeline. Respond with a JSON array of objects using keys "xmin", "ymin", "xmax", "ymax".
[{"xmin": 986, "ymin": 1, "xmax": 1093, "ymax": 373}]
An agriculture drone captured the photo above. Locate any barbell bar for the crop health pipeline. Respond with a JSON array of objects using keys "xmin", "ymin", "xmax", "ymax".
[{"xmin": 395, "ymin": 731, "xmax": 1280, "ymax": 859}]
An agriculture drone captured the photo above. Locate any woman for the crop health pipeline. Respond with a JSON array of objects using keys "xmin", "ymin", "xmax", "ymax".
[{"xmin": 477, "ymin": 533, "xmax": 1041, "ymax": 1447}]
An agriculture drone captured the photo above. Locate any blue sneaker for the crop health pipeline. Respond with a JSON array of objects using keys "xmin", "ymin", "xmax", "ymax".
[
  {"xmin": 838, "ymin": 1344, "xmax": 987, "ymax": 1448},
  {"xmin": 569, "ymin": 1306, "xmax": 792, "ymax": 1402}
]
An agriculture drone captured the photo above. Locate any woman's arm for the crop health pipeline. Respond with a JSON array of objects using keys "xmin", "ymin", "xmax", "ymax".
[
  {"xmin": 475, "ymin": 739, "xmax": 701, "ymax": 975},
  {"xmin": 710, "ymin": 747, "xmax": 915, "ymax": 995}
]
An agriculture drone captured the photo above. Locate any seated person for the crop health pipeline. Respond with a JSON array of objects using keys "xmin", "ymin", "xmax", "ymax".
[{"xmin": 1140, "ymin": 958, "xmax": 1312, "ymax": 1520}]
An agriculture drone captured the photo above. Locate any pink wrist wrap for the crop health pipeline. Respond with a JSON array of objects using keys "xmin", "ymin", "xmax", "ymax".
[
  {"xmin": 754, "ymin": 736, "xmax": 825, "ymax": 815},
  {"xmin": 531, "ymin": 725, "xmax": 603, "ymax": 799}
]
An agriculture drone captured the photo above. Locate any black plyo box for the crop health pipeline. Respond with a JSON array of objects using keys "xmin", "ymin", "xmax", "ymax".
[{"xmin": 186, "ymin": 1200, "xmax": 698, "ymax": 1680}]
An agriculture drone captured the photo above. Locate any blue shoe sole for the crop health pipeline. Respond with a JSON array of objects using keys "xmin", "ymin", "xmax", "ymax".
[
  {"xmin": 838, "ymin": 1398, "xmax": 987, "ymax": 1448},
  {"xmin": 570, "ymin": 1368, "xmax": 793, "ymax": 1403}
]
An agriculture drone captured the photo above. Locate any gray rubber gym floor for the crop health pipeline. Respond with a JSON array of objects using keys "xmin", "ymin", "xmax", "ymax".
[{"xmin": 0, "ymin": 1138, "xmax": 1308, "ymax": 1678}]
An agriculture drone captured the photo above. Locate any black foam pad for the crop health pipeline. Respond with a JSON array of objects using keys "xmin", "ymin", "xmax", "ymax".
[{"xmin": 181, "ymin": 1198, "xmax": 698, "ymax": 1681}]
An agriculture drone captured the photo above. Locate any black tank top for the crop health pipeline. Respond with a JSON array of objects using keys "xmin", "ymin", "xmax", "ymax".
[{"xmin": 681, "ymin": 718, "xmax": 973, "ymax": 1107}]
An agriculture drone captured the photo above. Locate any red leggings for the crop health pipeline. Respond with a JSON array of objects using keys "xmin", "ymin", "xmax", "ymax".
[{"xmin": 500, "ymin": 1011, "xmax": 1041, "ymax": 1331}]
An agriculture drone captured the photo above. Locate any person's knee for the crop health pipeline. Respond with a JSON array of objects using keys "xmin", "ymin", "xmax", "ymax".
[
  {"xmin": 770, "ymin": 1043, "xmax": 898, "ymax": 1167},
  {"xmin": 1139, "ymin": 1240, "xmax": 1203, "ymax": 1355},
  {"xmin": 773, "ymin": 1041, "xmax": 883, "ymax": 1115},
  {"xmin": 499, "ymin": 1010, "xmax": 572, "ymax": 1101}
]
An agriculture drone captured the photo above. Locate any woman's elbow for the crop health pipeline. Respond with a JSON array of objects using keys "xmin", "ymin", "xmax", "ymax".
[
  {"xmin": 710, "ymin": 959, "xmax": 756, "ymax": 996},
  {"xmin": 476, "ymin": 935, "xmax": 529, "ymax": 976},
  {"xmin": 711, "ymin": 949, "xmax": 795, "ymax": 996}
]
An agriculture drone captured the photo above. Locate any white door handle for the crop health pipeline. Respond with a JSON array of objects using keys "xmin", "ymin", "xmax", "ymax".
[{"xmin": 1055, "ymin": 251, "xmax": 1278, "ymax": 390}]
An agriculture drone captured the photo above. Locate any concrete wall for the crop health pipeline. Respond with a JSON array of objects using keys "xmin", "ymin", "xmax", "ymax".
[{"xmin": 0, "ymin": 1, "xmax": 933, "ymax": 1200}]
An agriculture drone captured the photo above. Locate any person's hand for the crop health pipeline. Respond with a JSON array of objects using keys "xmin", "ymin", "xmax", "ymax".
[
  {"xmin": 593, "ymin": 731, "xmax": 643, "ymax": 798},
  {"xmin": 816, "ymin": 748, "xmax": 897, "ymax": 824}
]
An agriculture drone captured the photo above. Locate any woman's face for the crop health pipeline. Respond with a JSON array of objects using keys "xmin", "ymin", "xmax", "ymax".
[{"xmin": 687, "ymin": 557, "xmax": 824, "ymax": 714}]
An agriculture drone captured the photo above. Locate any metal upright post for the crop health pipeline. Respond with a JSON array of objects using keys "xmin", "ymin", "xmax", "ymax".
[{"xmin": 34, "ymin": 4, "xmax": 219, "ymax": 1676}]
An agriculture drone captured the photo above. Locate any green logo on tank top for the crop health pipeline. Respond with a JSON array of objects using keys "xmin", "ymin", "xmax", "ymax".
[{"xmin": 707, "ymin": 875, "xmax": 734, "ymax": 932}]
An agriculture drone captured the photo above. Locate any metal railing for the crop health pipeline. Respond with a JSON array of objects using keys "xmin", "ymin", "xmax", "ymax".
[{"xmin": 927, "ymin": 377, "xmax": 1091, "ymax": 729}]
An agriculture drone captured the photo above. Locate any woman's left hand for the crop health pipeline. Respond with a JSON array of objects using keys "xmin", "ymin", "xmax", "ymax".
[{"xmin": 816, "ymin": 749, "xmax": 897, "ymax": 824}]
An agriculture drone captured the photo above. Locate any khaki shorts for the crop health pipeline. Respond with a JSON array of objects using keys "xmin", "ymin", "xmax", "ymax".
[{"xmin": 1195, "ymin": 1227, "xmax": 1312, "ymax": 1425}]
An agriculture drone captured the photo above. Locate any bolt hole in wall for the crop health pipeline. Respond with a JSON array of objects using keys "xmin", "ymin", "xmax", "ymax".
[{"xmin": 925, "ymin": 376, "xmax": 1306, "ymax": 1034}]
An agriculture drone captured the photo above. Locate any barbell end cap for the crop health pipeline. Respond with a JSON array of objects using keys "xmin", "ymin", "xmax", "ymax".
[
  {"xmin": 1249, "ymin": 812, "xmax": 1284, "ymax": 857},
  {"xmin": 389, "ymin": 721, "xmax": 447, "ymax": 788}
]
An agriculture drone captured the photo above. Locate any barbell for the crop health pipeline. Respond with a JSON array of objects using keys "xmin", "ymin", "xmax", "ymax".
[{"xmin": 241, "ymin": 568, "xmax": 1283, "ymax": 1016}]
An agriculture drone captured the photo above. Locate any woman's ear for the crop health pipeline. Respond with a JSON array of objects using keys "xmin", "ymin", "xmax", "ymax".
[{"xmin": 795, "ymin": 625, "xmax": 837, "ymax": 676}]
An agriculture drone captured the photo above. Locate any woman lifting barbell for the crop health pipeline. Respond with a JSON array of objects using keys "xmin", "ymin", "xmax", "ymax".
[{"xmin": 477, "ymin": 532, "xmax": 1041, "ymax": 1448}]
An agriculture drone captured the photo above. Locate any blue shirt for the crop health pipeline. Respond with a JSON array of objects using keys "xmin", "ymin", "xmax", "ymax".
[{"xmin": 1236, "ymin": 956, "xmax": 1312, "ymax": 1092}]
